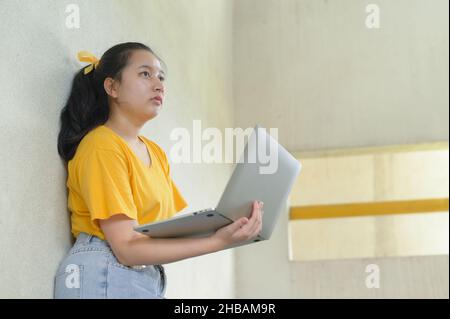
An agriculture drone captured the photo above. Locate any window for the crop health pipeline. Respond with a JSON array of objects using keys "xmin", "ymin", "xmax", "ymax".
[{"xmin": 288, "ymin": 143, "xmax": 449, "ymax": 261}]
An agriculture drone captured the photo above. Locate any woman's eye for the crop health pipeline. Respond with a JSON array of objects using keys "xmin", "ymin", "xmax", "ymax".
[{"xmin": 141, "ymin": 71, "xmax": 165, "ymax": 82}]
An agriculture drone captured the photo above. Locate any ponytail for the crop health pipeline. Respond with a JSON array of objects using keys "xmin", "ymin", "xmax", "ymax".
[{"xmin": 57, "ymin": 67, "xmax": 108, "ymax": 162}]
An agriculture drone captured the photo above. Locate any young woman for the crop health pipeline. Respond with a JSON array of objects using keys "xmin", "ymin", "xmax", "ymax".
[{"xmin": 55, "ymin": 42, "xmax": 263, "ymax": 299}]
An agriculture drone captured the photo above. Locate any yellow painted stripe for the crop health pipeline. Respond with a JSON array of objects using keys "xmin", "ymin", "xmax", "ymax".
[{"xmin": 289, "ymin": 198, "xmax": 449, "ymax": 220}]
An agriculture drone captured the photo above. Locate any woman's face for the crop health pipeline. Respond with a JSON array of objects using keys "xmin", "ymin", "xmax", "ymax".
[{"xmin": 107, "ymin": 49, "xmax": 166, "ymax": 122}]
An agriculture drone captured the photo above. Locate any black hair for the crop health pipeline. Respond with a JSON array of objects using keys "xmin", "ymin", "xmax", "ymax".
[{"xmin": 57, "ymin": 42, "xmax": 164, "ymax": 163}]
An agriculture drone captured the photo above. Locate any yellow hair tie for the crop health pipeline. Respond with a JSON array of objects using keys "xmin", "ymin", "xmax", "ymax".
[{"xmin": 77, "ymin": 51, "xmax": 100, "ymax": 75}]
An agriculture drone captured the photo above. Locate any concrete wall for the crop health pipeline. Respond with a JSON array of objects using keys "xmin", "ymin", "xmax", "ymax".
[
  {"xmin": 233, "ymin": 0, "xmax": 449, "ymax": 151},
  {"xmin": 0, "ymin": 0, "xmax": 234, "ymax": 298},
  {"xmin": 233, "ymin": 0, "xmax": 449, "ymax": 298}
]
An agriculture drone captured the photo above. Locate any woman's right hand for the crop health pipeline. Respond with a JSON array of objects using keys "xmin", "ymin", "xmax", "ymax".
[{"xmin": 210, "ymin": 200, "xmax": 264, "ymax": 249}]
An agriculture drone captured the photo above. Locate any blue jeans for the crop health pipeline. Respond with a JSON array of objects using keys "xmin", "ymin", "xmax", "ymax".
[{"xmin": 54, "ymin": 232, "xmax": 166, "ymax": 299}]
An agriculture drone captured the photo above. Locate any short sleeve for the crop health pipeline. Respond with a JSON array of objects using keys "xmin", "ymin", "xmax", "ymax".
[
  {"xmin": 170, "ymin": 177, "xmax": 188, "ymax": 213},
  {"xmin": 78, "ymin": 149, "xmax": 138, "ymax": 224}
]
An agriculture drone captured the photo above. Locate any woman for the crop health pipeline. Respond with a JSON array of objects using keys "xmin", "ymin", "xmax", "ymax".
[{"xmin": 55, "ymin": 42, "xmax": 263, "ymax": 299}]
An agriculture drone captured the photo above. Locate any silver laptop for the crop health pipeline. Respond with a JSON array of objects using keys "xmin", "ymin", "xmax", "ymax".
[{"xmin": 134, "ymin": 124, "xmax": 302, "ymax": 249}]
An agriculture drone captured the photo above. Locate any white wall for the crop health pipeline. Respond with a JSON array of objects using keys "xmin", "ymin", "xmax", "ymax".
[
  {"xmin": 233, "ymin": 0, "xmax": 449, "ymax": 151},
  {"xmin": 0, "ymin": 0, "xmax": 234, "ymax": 298},
  {"xmin": 233, "ymin": 0, "xmax": 449, "ymax": 298}
]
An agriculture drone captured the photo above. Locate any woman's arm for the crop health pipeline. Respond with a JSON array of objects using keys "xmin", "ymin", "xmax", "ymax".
[{"xmin": 99, "ymin": 200, "xmax": 263, "ymax": 266}]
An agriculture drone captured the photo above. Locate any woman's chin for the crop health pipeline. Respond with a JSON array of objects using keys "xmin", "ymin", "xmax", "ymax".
[
  {"xmin": 149, "ymin": 101, "xmax": 162, "ymax": 110},
  {"xmin": 144, "ymin": 109, "xmax": 161, "ymax": 120}
]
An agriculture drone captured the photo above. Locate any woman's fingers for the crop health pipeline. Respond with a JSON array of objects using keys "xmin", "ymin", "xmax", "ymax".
[
  {"xmin": 249, "ymin": 203, "xmax": 263, "ymax": 236},
  {"xmin": 238, "ymin": 201, "xmax": 263, "ymax": 239},
  {"xmin": 254, "ymin": 201, "xmax": 264, "ymax": 235},
  {"xmin": 215, "ymin": 200, "xmax": 264, "ymax": 246},
  {"xmin": 245, "ymin": 201, "xmax": 260, "ymax": 230}
]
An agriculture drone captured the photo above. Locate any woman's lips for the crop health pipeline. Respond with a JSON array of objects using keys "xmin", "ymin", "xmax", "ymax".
[{"xmin": 151, "ymin": 97, "xmax": 162, "ymax": 105}]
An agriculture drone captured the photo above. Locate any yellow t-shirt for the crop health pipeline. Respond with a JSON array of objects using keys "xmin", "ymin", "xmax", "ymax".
[{"xmin": 67, "ymin": 124, "xmax": 188, "ymax": 240}]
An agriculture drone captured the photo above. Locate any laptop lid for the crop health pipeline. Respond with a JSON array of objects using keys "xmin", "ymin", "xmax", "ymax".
[{"xmin": 215, "ymin": 124, "xmax": 302, "ymax": 240}]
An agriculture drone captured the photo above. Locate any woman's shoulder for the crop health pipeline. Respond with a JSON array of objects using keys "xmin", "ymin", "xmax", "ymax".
[{"xmin": 76, "ymin": 125, "xmax": 128, "ymax": 158}]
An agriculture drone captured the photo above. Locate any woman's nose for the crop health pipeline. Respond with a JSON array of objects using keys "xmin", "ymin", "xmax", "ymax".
[{"xmin": 153, "ymin": 82, "xmax": 164, "ymax": 93}]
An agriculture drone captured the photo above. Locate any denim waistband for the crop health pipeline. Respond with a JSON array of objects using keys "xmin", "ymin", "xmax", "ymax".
[{"xmin": 75, "ymin": 232, "xmax": 111, "ymax": 247}]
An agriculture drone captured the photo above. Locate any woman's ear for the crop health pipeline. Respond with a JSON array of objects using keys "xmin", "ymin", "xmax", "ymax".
[{"xmin": 104, "ymin": 77, "xmax": 119, "ymax": 98}]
